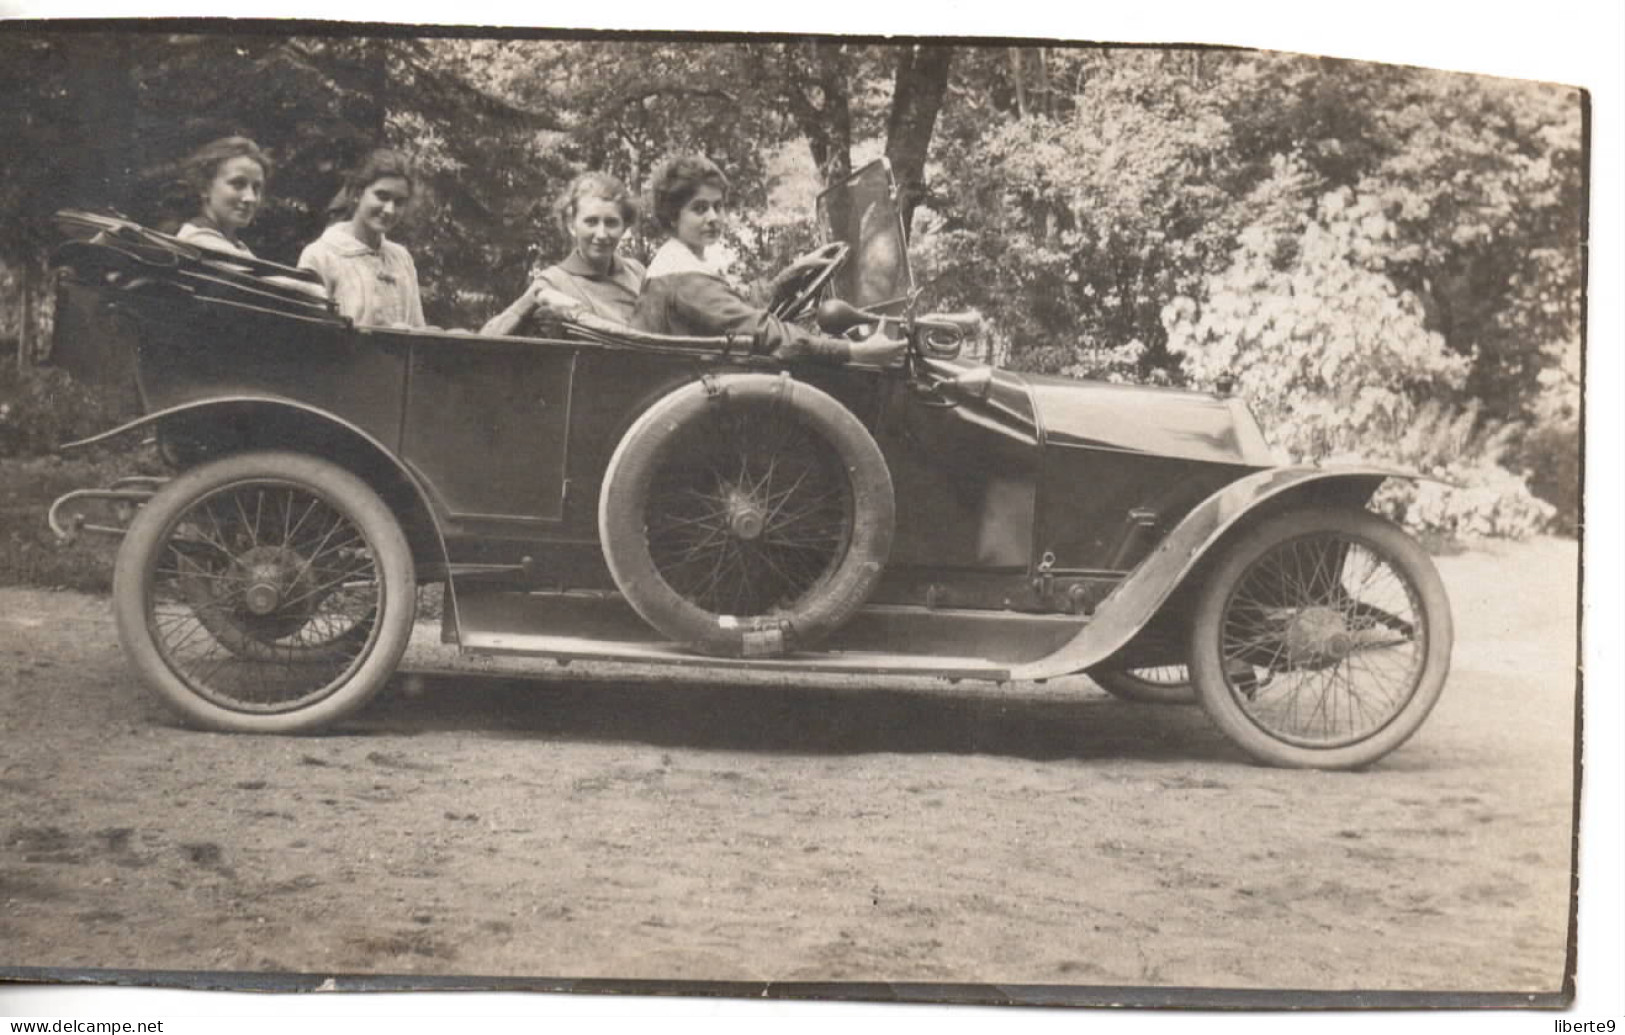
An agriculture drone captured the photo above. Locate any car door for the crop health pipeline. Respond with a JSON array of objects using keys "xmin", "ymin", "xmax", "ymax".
[{"xmin": 395, "ymin": 330, "xmax": 577, "ymax": 530}]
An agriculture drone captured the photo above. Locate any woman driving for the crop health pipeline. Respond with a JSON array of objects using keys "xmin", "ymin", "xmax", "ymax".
[
  {"xmin": 482, "ymin": 171, "xmax": 645, "ymax": 335},
  {"xmin": 633, "ymin": 155, "xmax": 904, "ymax": 367}
]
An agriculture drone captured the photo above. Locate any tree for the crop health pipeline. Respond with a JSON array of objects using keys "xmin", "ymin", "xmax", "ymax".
[
  {"xmin": 769, "ymin": 41, "xmax": 856, "ymax": 186},
  {"xmin": 884, "ymin": 45, "xmax": 953, "ymax": 232},
  {"xmin": 0, "ymin": 29, "xmax": 1583, "ymax": 537},
  {"xmin": 907, "ymin": 48, "xmax": 1580, "ymax": 534}
]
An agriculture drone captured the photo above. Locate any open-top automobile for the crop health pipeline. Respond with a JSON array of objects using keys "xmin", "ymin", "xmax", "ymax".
[{"xmin": 46, "ymin": 159, "xmax": 1451, "ymax": 769}]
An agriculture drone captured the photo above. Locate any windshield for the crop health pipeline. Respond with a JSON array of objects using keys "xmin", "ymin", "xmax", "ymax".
[{"xmin": 816, "ymin": 158, "xmax": 914, "ymax": 314}]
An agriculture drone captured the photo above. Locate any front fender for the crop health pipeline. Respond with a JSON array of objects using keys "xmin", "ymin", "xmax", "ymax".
[{"xmin": 1011, "ymin": 464, "xmax": 1432, "ymax": 681}]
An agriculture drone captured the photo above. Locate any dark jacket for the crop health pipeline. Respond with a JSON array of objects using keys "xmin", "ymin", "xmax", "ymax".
[{"xmin": 633, "ymin": 239, "xmax": 851, "ymax": 363}]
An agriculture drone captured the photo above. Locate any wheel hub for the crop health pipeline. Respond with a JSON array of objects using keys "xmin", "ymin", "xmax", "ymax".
[
  {"xmin": 228, "ymin": 546, "xmax": 314, "ymax": 623},
  {"xmin": 1283, "ymin": 605, "xmax": 1352, "ymax": 666},
  {"xmin": 725, "ymin": 489, "xmax": 766, "ymax": 541},
  {"xmin": 243, "ymin": 576, "xmax": 281, "ymax": 615}
]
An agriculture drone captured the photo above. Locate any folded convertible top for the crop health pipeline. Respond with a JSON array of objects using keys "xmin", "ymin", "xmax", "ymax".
[{"xmin": 53, "ymin": 209, "xmax": 342, "ymax": 324}]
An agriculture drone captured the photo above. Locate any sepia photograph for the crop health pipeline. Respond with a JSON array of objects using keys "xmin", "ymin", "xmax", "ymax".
[{"xmin": 0, "ymin": 3, "xmax": 1612, "ymax": 1026}]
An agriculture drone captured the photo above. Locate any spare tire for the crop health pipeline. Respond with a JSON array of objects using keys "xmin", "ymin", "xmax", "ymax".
[{"xmin": 599, "ymin": 372, "xmax": 893, "ymax": 657}]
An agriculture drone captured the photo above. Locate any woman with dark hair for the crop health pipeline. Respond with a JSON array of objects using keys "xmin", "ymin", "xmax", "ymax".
[
  {"xmin": 482, "ymin": 171, "xmax": 645, "ymax": 335},
  {"xmin": 633, "ymin": 155, "xmax": 904, "ymax": 367},
  {"xmin": 176, "ymin": 136, "xmax": 271, "ymax": 257},
  {"xmin": 298, "ymin": 149, "xmax": 425, "ymax": 328}
]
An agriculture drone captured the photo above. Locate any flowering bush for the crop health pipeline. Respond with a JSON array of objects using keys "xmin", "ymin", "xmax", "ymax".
[
  {"xmin": 1166, "ymin": 184, "xmax": 1554, "ymax": 541},
  {"xmin": 1358, "ymin": 402, "xmax": 1555, "ymax": 539}
]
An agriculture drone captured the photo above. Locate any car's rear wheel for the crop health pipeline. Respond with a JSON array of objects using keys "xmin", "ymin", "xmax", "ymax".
[
  {"xmin": 1093, "ymin": 665, "xmax": 1198, "ymax": 704},
  {"xmin": 113, "ymin": 452, "xmax": 416, "ymax": 733},
  {"xmin": 179, "ymin": 574, "xmax": 376, "ymax": 662},
  {"xmin": 1188, "ymin": 507, "xmax": 1451, "ymax": 769},
  {"xmin": 599, "ymin": 373, "xmax": 893, "ymax": 656}
]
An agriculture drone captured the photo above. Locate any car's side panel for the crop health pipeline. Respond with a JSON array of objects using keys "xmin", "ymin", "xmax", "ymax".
[
  {"xmin": 1036, "ymin": 446, "xmax": 1256, "ymax": 573},
  {"xmin": 558, "ymin": 348, "xmax": 710, "ymax": 536},
  {"xmin": 398, "ymin": 333, "xmax": 578, "ymax": 526},
  {"xmin": 126, "ymin": 292, "xmax": 404, "ymax": 448},
  {"xmin": 416, "ymin": 348, "xmax": 898, "ymax": 577},
  {"xmin": 874, "ymin": 377, "xmax": 1041, "ymax": 570},
  {"xmin": 51, "ymin": 281, "xmax": 142, "ymax": 399}
]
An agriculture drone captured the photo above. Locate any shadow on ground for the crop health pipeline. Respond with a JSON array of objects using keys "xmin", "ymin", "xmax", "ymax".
[{"xmin": 340, "ymin": 673, "xmax": 1237, "ymax": 765}]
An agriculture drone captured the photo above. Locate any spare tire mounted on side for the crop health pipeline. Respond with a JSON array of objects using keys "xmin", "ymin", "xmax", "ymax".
[{"xmin": 599, "ymin": 372, "xmax": 894, "ymax": 657}]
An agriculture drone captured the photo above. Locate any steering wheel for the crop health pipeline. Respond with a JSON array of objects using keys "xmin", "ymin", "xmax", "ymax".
[{"xmin": 766, "ymin": 242, "xmax": 850, "ymax": 322}]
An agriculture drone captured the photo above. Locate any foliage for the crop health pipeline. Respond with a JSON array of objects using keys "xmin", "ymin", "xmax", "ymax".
[
  {"xmin": 0, "ymin": 452, "xmax": 129, "ymax": 592},
  {"xmin": 1360, "ymin": 72, "xmax": 1585, "ymax": 424},
  {"xmin": 0, "ymin": 357, "xmax": 138, "ymax": 458},
  {"xmin": 1168, "ymin": 180, "xmax": 1470, "ymax": 456},
  {"xmin": 918, "ymin": 50, "xmax": 1254, "ymax": 377},
  {"xmin": 1164, "ymin": 175, "xmax": 1555, "ymax": 540},
  {"xmin": 1363, "ymin": 402, "xmax": 1556, "ymax": 541},
  {"xmin": 1508, "ymin": 421, "xmax": 1581, "ymax": 537},
  {"xmin": 0, "ymin": 29, "xmax": 1584, "ymax": 541},
  {"xmin": 919, "ymin": 49, "xmax": 1582, "ymax": 540}
]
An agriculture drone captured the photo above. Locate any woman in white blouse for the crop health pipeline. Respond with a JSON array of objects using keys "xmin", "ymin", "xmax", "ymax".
[{"xmin": 299, "ymin": 149, "xmax": 426, "ymax": 328}]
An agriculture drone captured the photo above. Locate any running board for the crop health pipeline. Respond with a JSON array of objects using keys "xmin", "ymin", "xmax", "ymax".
[{"xmin": 449, "ymin": 590, "xmax": 1089, "ymax": 681}]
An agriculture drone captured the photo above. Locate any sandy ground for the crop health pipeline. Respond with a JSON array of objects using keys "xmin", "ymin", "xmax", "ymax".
[{"xmin": 0, "ymin": 537, "xmax": 1578, "ymax": 999}]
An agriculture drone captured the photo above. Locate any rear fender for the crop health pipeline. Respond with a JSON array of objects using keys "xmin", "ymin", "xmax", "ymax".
[
  {"xmin": 1010, "ymin": 465, "xmax": 1429, "ymax": 681},
  {"xmin": 62, "ymin": 395, "xmax": 453, "ymax": 586}
]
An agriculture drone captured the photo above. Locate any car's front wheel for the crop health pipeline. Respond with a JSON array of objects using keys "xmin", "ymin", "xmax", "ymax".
[
  {"xmin": 113, "ymin": 451, "xmax": 416, "ymax": 733},
  {"xmin": 1188, "ymin": 507, "xmax": 1452, "ymax": 769}
]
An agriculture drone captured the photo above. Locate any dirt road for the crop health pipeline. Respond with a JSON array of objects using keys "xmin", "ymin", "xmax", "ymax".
[{"xmin": 0, "ymin": 537, "xmax": 1578, "ymax": 998}]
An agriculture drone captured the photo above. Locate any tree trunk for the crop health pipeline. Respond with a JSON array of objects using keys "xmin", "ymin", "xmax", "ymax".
[
  {"xmin": 777, "ymin": 42, "xmax": 852, "ymax": 187},
  {"xmin": 1035, "ymin": 48, "xmax": 1051, "ymax": 116},
  {"xmin": 359, "ymin": 37, "xmax": 391, "ymax": 142},
  {"xmin": 1009, "ymin": 48, "xmax": 1029, "ymax": 119},
  {"xmin": 19, "ymin": 260, "xmax": 34, "ymax": 367},
  {"xmin": 885, "ymin": 45, "xmax": 953, "ymax": 235},
  {"xmin": 817, "ymin": 43, "xmax": 853, "ymax": 186}
]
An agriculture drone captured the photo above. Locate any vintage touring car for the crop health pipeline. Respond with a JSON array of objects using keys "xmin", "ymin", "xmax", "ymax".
[{"xmin": 45, "ymin": 160, "xmax": 1451, "ymax": 769}]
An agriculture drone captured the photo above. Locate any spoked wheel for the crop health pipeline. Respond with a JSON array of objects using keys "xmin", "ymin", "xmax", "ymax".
[
  {"xmin": 1093, "ymin": 665, "xmax": 1198, "ymax": 705},
  {"xmin": 1189, "ymin": 507, "xmax": 1452, "ymax": 769},
  {"xmin": 600, "ymin": 373, "xmax": 893, "ymax": 656},
  {"xmin": 177, "ymin": 550, "xmax": 377, "ymax": 662},
  {"xmin": 647, "ymin": 427, "xmax": 851, "ymax": 613},
  {"xmin": 113, "ymin": 452, "xmax": 416, "ymax": 733}
]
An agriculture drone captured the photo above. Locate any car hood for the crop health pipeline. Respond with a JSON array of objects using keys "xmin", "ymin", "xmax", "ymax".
[{"xmin": 1009, "ymin": 370, "xmax": 1276, "ymax": 467}]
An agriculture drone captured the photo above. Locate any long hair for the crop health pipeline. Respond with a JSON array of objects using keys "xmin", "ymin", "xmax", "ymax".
[
  {"xmin": 648, "ymin": 155, "xmax": 729, "ymax": 232},
  {"xmin": 185, "ymin": 136, "xmax": 271, "ymax": 202},
  {"xmin": 555, "ymin": 171, "xmax": 638, "ymax": 237},
  {"xmin": 326, "ymin": 148, "xmax": 415, "ymax": 223}
]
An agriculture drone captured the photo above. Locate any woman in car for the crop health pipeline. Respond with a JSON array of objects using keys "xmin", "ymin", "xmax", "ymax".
[
  {"xmin": 633, "ymin": 155, "xmax": 904, "ymax": 367},
  {"xmin": 482, "ymin": 171, "xmax": 645, "ymax": 335},
  {"xmin": 176, "ymin": 136, "xmax": 271, "ymax": 257},
  {"xmin": 299, "ymin": 149, "xmax": 426, "ymax": 329}
]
